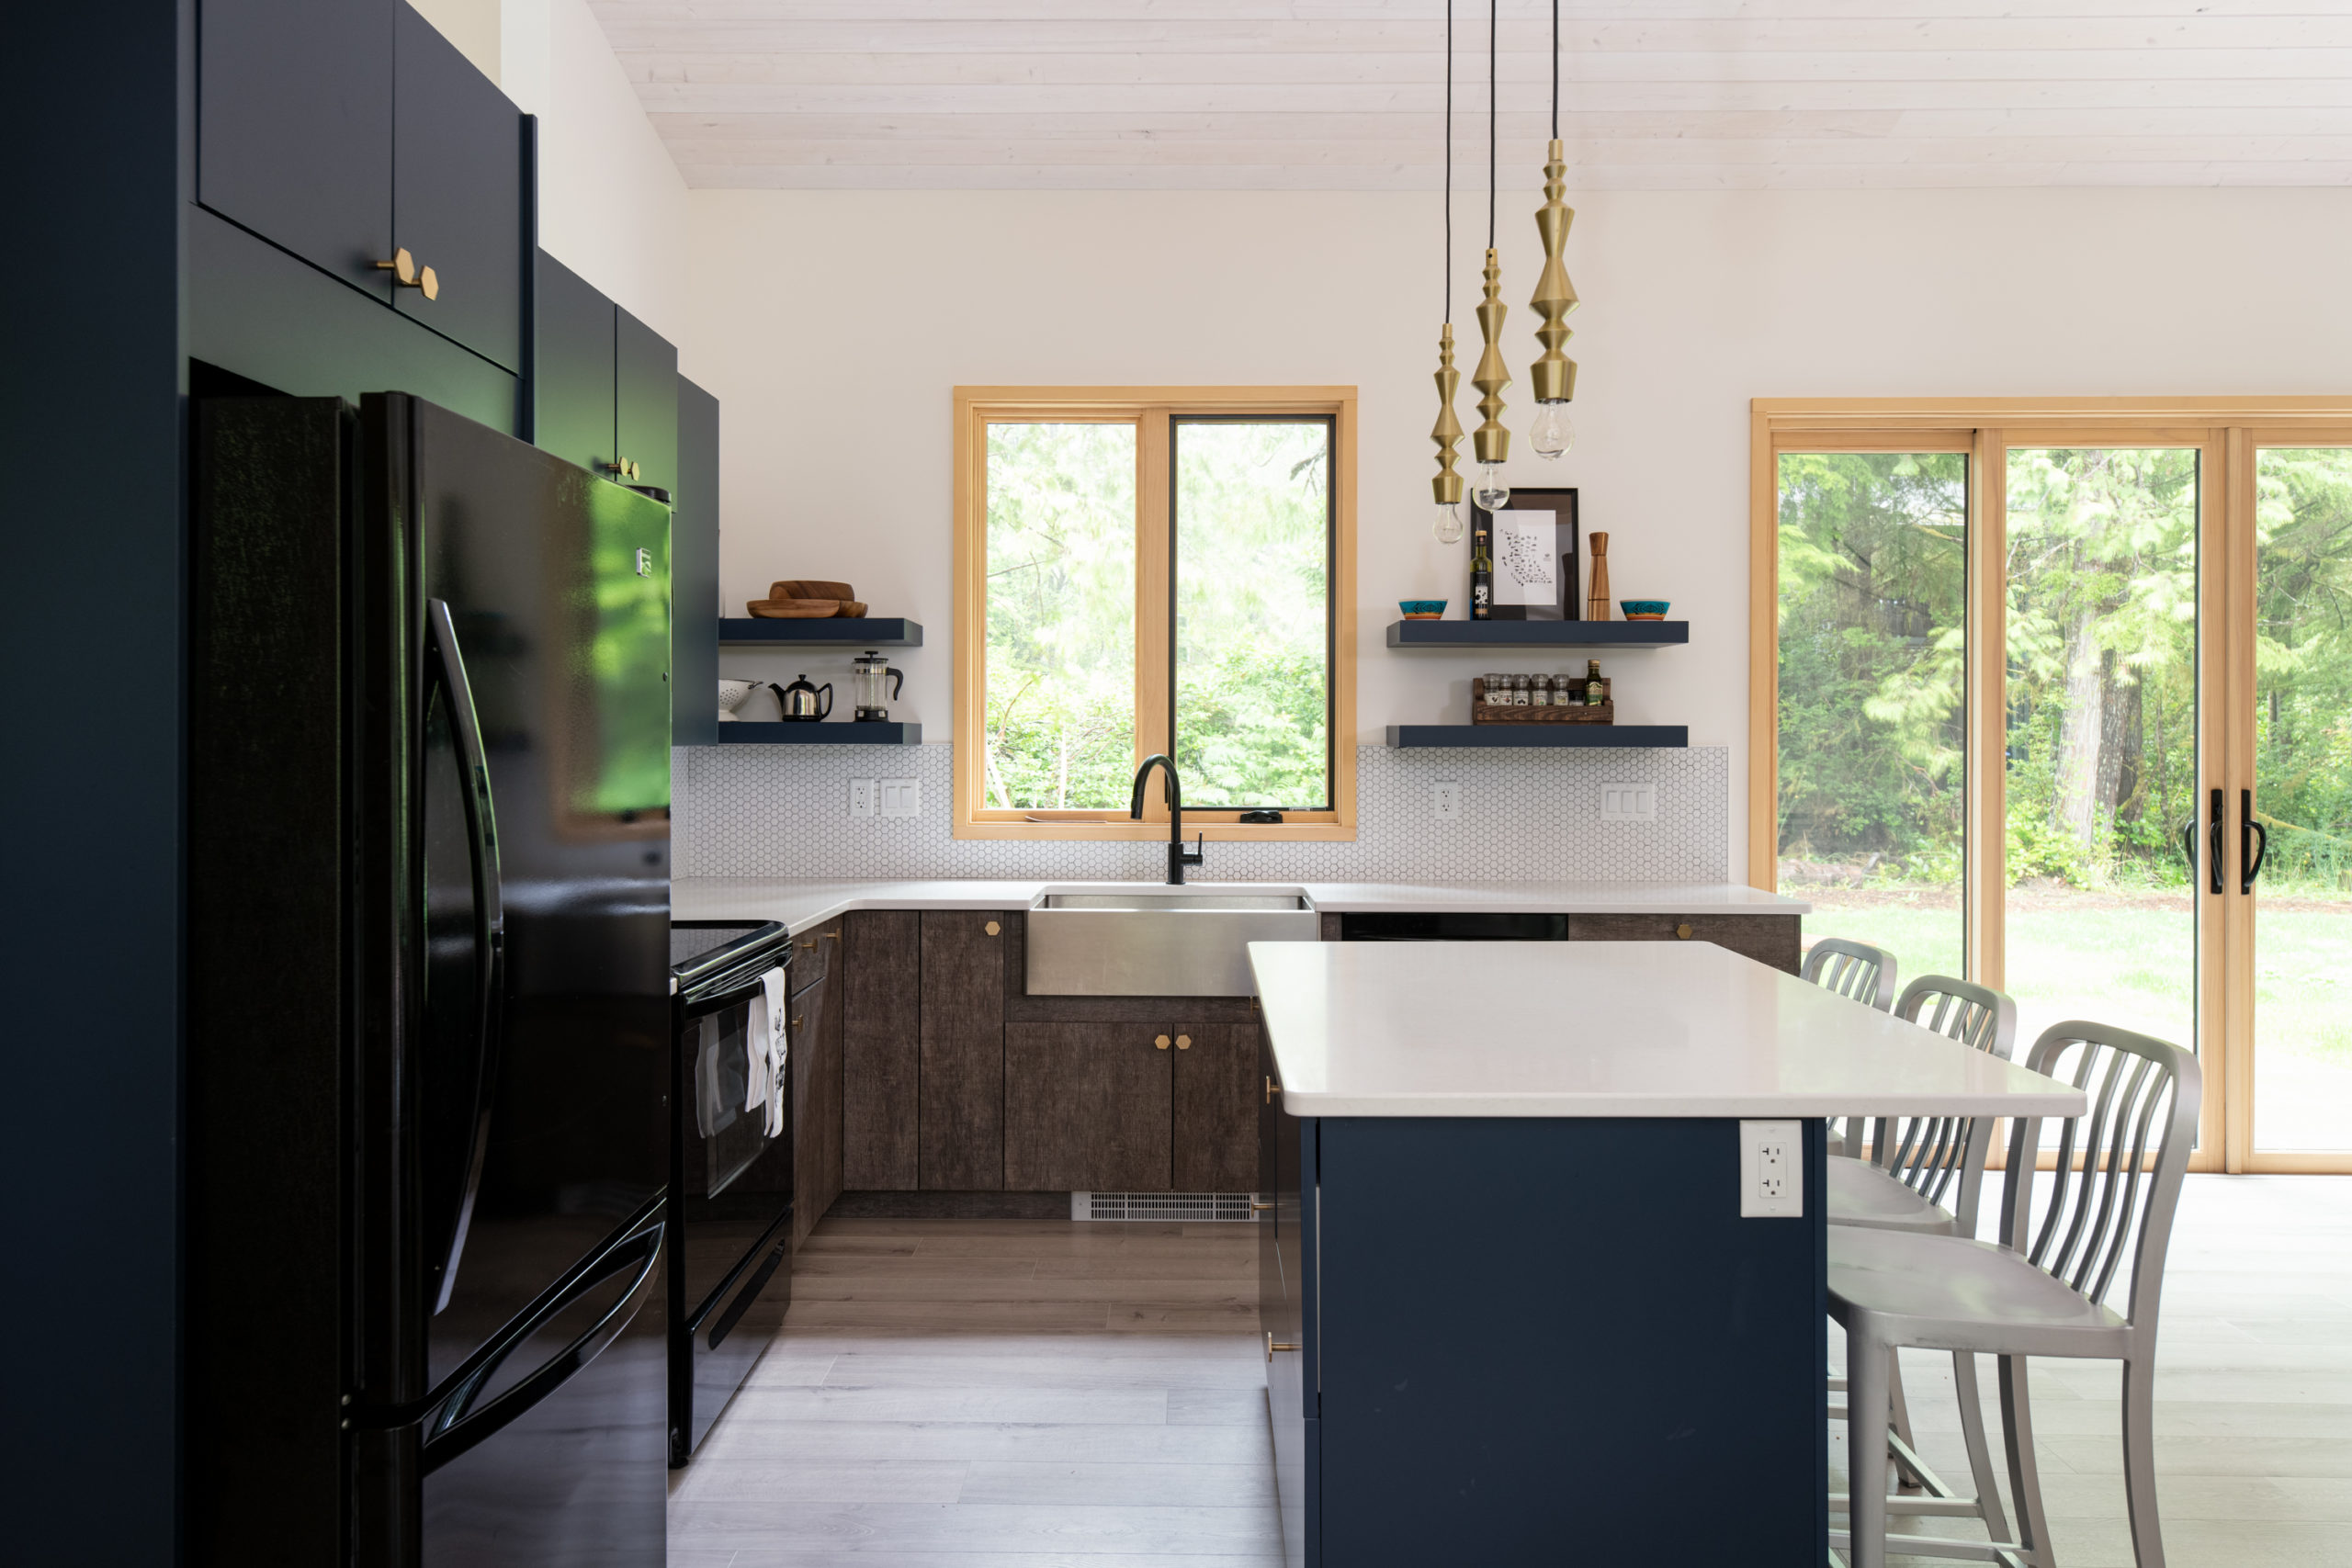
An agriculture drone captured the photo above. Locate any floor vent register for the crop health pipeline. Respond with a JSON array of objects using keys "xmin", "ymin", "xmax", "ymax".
[{"xmin": 1072, "ymin": 1191, "xmax": 1261, "ymax": 1223}]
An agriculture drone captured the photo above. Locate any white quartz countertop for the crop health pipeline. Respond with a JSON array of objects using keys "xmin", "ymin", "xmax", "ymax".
[
  {"xmin": 1250, "ymin": 941, "xmax": 2083, "ymax": 1119},
  {"xmin": 673, "ymin": 877, "xmax": 1808, "ymax": 932}
]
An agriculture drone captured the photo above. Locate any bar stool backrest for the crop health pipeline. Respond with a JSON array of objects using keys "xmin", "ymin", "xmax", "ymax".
[
  {"xmin": 2000, "ymin": 1021, "xmax": 2201, "ymax": 1332},
  {"xmin": 1802, "ymin": 937, "xmax": 1897, "ymax": 1013},
  {"xmin": 1868, "ymin": 976, "xmax": 2018, "ymax": 1234}
]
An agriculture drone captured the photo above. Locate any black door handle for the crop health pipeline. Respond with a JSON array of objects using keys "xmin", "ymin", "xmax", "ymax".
[
  {"xmin": 2242, "ymin": 789, "xmax": 2268, "ymax": 894},
  {"xmin": 2206, "ymin": 787, "xmax": 2225, "ymax": 896}
]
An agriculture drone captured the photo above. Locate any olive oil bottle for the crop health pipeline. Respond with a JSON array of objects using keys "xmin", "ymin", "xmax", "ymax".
[{"xmin": 1469, "ymin": 521, "xmax": 1494, "ymax": 620}]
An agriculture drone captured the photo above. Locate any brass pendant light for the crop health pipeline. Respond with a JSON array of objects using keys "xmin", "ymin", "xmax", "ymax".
[
  {"xmin": 1528, "ymin": 0, "xmax": 1578, "ymax": 459},
  {"xmin": 1430, "ymin": 0, "xmax": 1464, "ymax": 542},
  {"xmin": 1468, "ymin": 0, "xmax": 1510, "ymax": 513}
]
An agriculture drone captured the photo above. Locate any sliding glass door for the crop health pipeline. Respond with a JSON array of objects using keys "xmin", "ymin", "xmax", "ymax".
[{"xmin": 1758, "ymin": 403, "xmax": 2352, "ymax": 1173}]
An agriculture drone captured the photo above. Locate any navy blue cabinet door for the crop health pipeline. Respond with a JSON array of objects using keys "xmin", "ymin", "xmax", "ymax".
[
  {"xmin": 533, "ymin": 251, "xmax": 616, "ymax": 477},
  {"xmin": 391, "ymin": 5, "xmax": 526, "ymax": 370},
  {"xmin": 673, "ymin": 378, "xmax": 721, "ymax": 746},
  {"xmin": 616, "ymin": 308, "xmax": 681, "ymax": 497},
  {"xmin": 198, "ymin": 0, "xmax": 394, "ymax": 300}
]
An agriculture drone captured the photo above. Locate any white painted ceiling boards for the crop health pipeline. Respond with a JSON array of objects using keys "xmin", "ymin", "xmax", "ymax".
[{"xmin": 592, "ymin": 1, "xmax": 2352, "ymax": 190}]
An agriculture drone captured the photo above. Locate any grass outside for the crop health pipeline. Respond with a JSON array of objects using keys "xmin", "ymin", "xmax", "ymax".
[{"xmin": 1800, "ymin": 884, "xmax": 2352, "ymax": 1151}]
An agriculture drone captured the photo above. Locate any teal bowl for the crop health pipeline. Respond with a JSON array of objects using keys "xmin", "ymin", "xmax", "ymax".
[
  {"xmin": 1398, "ymin": 599, "xmax": 1446, "ymax": 619},
  {"xmin": 1619, "ymin": 599, "xmax": 1670, "ymax": 621}
]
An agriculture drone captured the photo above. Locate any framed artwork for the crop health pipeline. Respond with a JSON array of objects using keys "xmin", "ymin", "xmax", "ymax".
[{"xmin": 1472, "ymin": 489, "xmax": 1580, "ymax": 620}]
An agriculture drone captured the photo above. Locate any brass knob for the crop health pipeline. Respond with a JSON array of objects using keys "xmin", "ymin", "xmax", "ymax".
[
  {"xmin": 1265, "ymin": 1075, "xmax": 1280, "ymax": 1103},
  {"xmin": 791, "ymin": 1015, "xmax": 804, "ymax": 1031},
  {"xmin": 824, "ymin": 931, "xmax": 840, "ymax": 942},
  {"xmin": 373, "ymin": 248, "xmax": 418, "ymax": 286},
  {"xmin": 1175, "ymin": 1033, "xmax": 1192, "ymax": 1050},
  {"xmin": 418, "ymin": 264, "xmax": 438, "ymax": 300},
  {"xmin": 1265, "ymin": 1332, "xmax": 1299, "ymax": 1362},
  {"xmin": 798, "ymin": 939, "xmax": 817, "ymax": 950},
  {"xmin": 605, "ymin": 457, "xmax": 640, "ymax": 479},
  {"xmin": 1675, "ymin": 922, "xmax": 1693, "ymax": 940},
  {"xmin": 1155, "ymin": 1034, "xmax": 1171, "ymax": 1050},
  {"xmin": 1249, "ymin": 1199, "xmax": 1274, "ymax": 1212},
  {"xmin": 984, "ymin": 919, "xmax": 1001, "ymax": 937}
]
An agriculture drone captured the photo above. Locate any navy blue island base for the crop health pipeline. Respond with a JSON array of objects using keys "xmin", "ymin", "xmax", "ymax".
[{"xmin": 1260, "ymin": 1061, "xmax": 1829, "ymax": 1564}]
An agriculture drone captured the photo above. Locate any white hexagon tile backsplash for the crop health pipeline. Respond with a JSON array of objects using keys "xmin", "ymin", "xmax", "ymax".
[{"xmin": 671, "ymin": 744, "xmax": 1728, "ymax": 885}]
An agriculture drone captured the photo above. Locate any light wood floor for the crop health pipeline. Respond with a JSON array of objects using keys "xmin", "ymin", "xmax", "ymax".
[
  {"xmin": 673, "ymin": 1176, "xmax": 2352, "ymax": 1567},
  {"xmin": 665, "ymin": 1216, "xmax": 1281, "ymax": 1567}
]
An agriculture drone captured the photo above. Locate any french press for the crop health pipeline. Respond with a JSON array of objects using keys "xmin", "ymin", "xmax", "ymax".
[{"xmin": 848, "ymin": 651, "xmax": 904, "ymax": 722}]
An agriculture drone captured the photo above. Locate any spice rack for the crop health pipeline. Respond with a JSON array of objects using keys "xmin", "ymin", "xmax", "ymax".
[{"xmin": 1473, "ymin": 676, "xmax": 1611, "ymax": 725}]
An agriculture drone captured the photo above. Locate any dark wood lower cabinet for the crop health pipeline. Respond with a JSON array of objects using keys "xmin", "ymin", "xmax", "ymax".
[
  {"xmin": 1004, "ymin": 1023, "xmax": 1172, "ymax": 1190},
  {"xmin": 1174, "ymin": 1022, "xmax": 1260, "ymax": 1192},
  {"xmin": 920, "ymin": 910, "xmax": 1007, "ymax": 1190},
  {"xmin": 1568, "ymin": 912, "xmax": 1801, "ymax": 975},
  {"xmin": 842, "ymin": 910, "xmax": 921, "ymax": 1190},
  {"xmin": 791, "ymin": 919, "xmax": 845, "ymax": 1247}
]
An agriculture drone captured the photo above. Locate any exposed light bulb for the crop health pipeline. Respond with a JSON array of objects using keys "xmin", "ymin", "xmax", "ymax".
[
  {"xmin": 1530, "ymin": 402, "xmax": 1575, "ymax": 459},
  {"xmin": 1433, "ymin": 502, "xmax": 1465, "ymax": 544},
  {"xmin": 1471, "ymin": 463, "xmax": 1510, "ymax": 513}
]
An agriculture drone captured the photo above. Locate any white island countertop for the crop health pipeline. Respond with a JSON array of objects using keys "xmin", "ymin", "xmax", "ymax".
[
  {"xmin": 673, "ymin": 877, "xmax": 1808, "ymax": 931},
  {"xmin": 1250, "ymin": 940, "xmax": 2083, "ymax": 1120}
]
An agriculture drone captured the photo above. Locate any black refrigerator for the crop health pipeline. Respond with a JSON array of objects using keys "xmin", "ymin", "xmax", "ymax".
[{"xmin": 187, "ymin": 392, "xmax": 674, "ymax": 1566}]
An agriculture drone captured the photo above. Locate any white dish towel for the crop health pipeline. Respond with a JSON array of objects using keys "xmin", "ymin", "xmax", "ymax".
[{"xmin": 757, "ymin": 965, "xmax": 790, "ymax": 1136}]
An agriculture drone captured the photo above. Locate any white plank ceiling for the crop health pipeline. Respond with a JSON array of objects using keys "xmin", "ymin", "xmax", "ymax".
[{"xmin": 590, "ymin": 1, "xmax": 2352, "ymax": 190}]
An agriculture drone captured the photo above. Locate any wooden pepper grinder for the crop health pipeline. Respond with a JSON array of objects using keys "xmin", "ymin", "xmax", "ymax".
[{"xmin": 1585, "ymin": 531, "xmax": 1611, "ymax": 621}]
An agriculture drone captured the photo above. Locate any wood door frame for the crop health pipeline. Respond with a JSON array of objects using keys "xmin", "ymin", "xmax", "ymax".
[{"xmin": 1753, "ymin": 398, "xmax": 2352, "ymax": 1176}]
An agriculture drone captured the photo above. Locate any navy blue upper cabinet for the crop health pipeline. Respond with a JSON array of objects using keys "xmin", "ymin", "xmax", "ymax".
[
  {"xmin": 534, "ymin": 252, "xmax": 617, "ymax": 476},
  {"xmin": 198, "ymin": 0, "xmax": 396, "ymax": 304},
  {"xmin": 391, "ymin": 6, "xmax": 526, "ymax": 370},
  {"xmin": 616, "ymin": 310, "xmax": 680, "ymax": 498},
  {"xmin": 199, "ymin": 0, "xmax": 524, "ymax": 369}
]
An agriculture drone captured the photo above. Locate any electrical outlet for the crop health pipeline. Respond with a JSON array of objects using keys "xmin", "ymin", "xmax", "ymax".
[
  {"xmin": 1433, "ymin": 782, "xmax": 1462, "ymax": 820},
  {"xmin": 1740, "ymin": 1120, "xmax": 1803, "ymax": 1217},
  {"xmin": 878, "ymin": 778, "xmax": 921, "ymax": 818},
  {"xmin": 849, "ymin": 779, "xmax": 876, "ymax": 818},
  {"xmin": 1600, "ymin": 782, "xmax": 1657, "ymax": 821}
]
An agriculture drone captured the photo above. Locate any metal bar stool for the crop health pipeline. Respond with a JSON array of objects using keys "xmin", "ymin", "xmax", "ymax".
[
  {"xmin": 1826, "ymin": 976, "xmax": 2019, "ymax": 1540},
  {"xmin": 1802, "ymin": 937, "xmax": 1901, "ymax": 1167},
  {"xmin": 1829, "ymin": 1021, "xmax": 2200, "ymax": 1568}
]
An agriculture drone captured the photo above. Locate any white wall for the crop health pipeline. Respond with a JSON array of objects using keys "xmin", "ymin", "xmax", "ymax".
[
  {"xmin": 498, "ymin": 0, "xmax": 691, "ymax": 353},
  {"xmin": 682, "ymin": 186, "xmax": 2352, "ymax": 876}
]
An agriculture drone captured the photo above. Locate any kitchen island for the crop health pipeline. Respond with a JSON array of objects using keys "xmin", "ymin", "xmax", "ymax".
[{"xmin": 1250, "ymin": 940, "xmax": 2082, "ymax": 1567}]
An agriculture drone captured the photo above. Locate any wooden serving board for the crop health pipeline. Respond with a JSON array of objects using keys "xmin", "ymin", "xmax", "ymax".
[{"xmin": 1471, "ymin": 676, "xmax": 1612, "ymax": 724}]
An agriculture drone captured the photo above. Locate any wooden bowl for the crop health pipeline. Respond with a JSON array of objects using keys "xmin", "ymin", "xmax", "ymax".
[
  {"xmin": 835, "ymin": 601, "xmax": 868, "ymax": 618},
  {"xmin": 768, "ymin": 580, "xmax": 854, "ymax": 603},
  {"xmin": 745, "ymin": 598, "xmax": 842, "ymax": 618}
]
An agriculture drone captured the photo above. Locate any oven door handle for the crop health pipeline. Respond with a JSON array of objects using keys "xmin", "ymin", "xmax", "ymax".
[
  {"xmin": 415, "ymin": 1203, "xmax": 665, "ymax": 1475},
  {"xmin": 424, "ymin": 598, "xmax": 506, "ymax": 1311}
]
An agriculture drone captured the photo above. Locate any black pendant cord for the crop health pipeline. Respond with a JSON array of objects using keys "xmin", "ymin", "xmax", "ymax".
[
  {"xmin": 1551, "ymin": 0, "xmax": 1560, "ymax": 139},
  {"xmin": 1444, "ymin": 0, "xmax": 1453, "ymax": 321},
  {"xmin": 1487, "ymin": 0, "xmax": 1498, "ymax": 249}
]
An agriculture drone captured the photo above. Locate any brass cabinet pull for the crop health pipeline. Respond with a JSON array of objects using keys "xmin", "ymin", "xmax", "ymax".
[
  {"xmin": 374, "ymin": 248, "xmax": 416, "ymax": 284},
  {"xmin": 984, "ymin": 919, "xmax": 1001, "ymax": 937},
  {"xmin": 1155, "ymin": 1033, "xmax": 1171, "ymax": 1050},
  {"xmin": 824, "ymin": 931, "xmax": 840, "ymax": 942},
  {"xmin": 798, "ymin": 938, "xmax": 818, "ymax": 950},
  {"xmin": 1175, "ymin": 1033, "xmax": 1192, "ymax": 1050},
  {"xmin": 1265, "ymin": 1075, "xmax": 1281, "ymax": 1103},
  {"xmin": 1265, "ymin": 1332, "xmax": 1299, "ymax": 1362},
  {"xmin": 791, "ymin": 1015, "xmax": 804, "ymax": 1031},
  {"xmin": 418, "ymin": 264, "xmax": 438, "ymax": 300},
  {"xmin": 1675, "ymin": 922, "xmax": 1693, "ymax": 940},
  {"xmin": 604, "ymin": 457, "xmax": 641, "ymax": 479},
  {"xmin": 1249, "ymin": 1199, "xmax": 1274, "ymax": 1212}
]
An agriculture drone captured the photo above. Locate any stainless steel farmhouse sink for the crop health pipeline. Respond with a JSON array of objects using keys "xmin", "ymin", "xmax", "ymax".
[{"xmin": 1023, "ymin": 886, "xmax": 1321, "ymax": 997}]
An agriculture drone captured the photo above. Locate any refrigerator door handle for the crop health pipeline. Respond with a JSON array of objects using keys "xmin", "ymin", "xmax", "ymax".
[
  {"xmin": 415, "ymin": 1202, "xmax": 666, "ymax": 1474},
  {"xmin": 424, "ymin": 598, "xmax": 506, "ymax": 1310}
]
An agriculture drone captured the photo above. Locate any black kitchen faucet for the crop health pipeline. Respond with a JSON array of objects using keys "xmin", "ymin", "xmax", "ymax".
[{"xmin": 1130, "ymin": 753, "xmax": 1205, "ymax": 886}]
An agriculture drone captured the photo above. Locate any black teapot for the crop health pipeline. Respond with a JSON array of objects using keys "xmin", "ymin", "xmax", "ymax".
[{"xmin": 776, "ymin": 673, "xmax": 832, "ymax": 722}]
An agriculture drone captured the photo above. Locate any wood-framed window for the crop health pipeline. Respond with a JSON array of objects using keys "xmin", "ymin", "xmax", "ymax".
[
  {"xmin": 952, "ymin": 387, "xmax": 1358, "ymax": 841},
  {"xmin": 1750, "ymin": 397, "xmax": 2352, "ymax": 1176}
]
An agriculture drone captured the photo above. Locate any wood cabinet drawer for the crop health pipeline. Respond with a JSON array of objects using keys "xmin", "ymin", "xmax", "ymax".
[{"xmin": 1566, "ymin": 913, "xmax": 1801, "ymax": 975}]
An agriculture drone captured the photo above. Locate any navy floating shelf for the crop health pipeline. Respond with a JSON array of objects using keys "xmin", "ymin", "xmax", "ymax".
[
  {"xmin": 717, "ymin": 722, "xmax": 922, "ymax": 745},
  {"xmin": 1385, "ymin": 724, "xmax": 1688, "ymax": 749},
  {"xmin": 1385, "ymin": 619, "xmax": 1689, "ymax": 649},
  {"xmin": 719, "ymin": 616, "xmax": 924, "ymax": 647}
]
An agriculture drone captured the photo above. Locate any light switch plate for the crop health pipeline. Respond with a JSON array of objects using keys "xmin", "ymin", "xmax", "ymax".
[
  {"xmin": 1600, "ymin": 782, "xmax": 1657, "ymax": 822},
  {"xmin": 1433, "ymin": 782, "xmax": 1462, "ymax": 821},
  {"xmin": 878, "ymin": 778, "xmax": 921, "ymax": 818},
  {"xmin": 1740, "ymin": 1120, "xmax": 1803, "ymax": 1217},
  {"xmin": 849, "ymin": 779, "xmax": 876, "ymax": 818}
]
